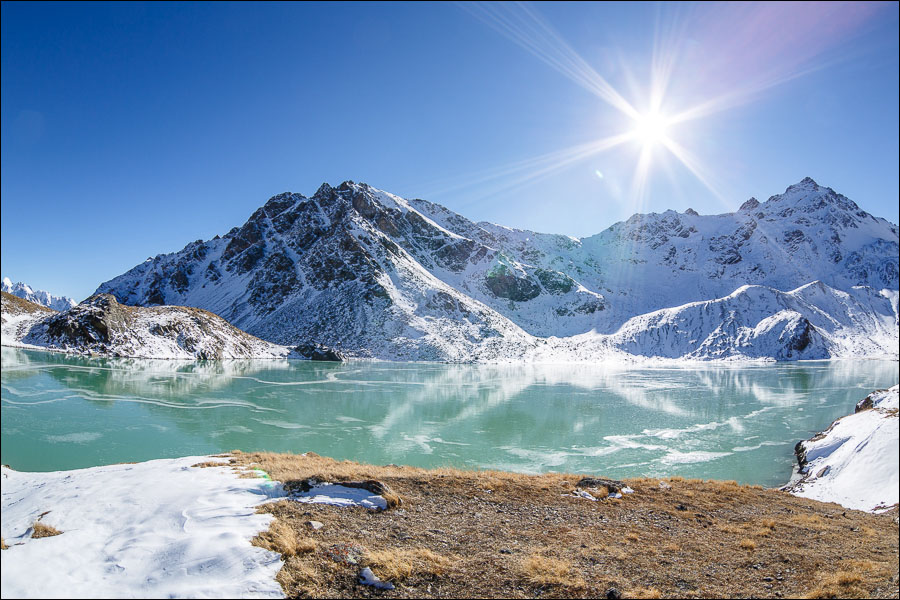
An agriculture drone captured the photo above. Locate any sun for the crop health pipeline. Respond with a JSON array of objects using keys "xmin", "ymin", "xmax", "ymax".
[{"xmin": 632, "ymin": 111, "xmax": 671, "ymax": 149}]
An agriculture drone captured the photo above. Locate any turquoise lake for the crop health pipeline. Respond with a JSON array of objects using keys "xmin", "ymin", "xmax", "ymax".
[{"xmin": 1, "ymin": 347, "xmax": 897, "ymax": 486}]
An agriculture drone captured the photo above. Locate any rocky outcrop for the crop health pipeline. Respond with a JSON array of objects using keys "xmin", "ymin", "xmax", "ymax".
[
  {"xmin": 294, "ymin": 344, "xmax": 347, "ymax": 362},
  {"xmin": 4, "ymin": 293, "xmax": 294, "ymax": 360}
]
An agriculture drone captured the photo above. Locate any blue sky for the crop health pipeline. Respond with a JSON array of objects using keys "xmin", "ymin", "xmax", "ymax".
[{"xmin": 2, "ymin": 1, "xmax": 898, "ymax": 301}]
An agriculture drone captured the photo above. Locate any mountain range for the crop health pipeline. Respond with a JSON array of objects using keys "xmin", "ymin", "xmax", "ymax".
[
  {"xmin": 90, "ymin": 177, "xmax": 898, "ymax": 362},
  {"xmin": 2, "ymin": 278, "xmax": 77, "ymax": 312}
]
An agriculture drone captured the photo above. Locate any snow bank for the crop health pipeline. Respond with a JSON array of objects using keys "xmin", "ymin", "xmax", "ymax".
[
  {"xmin": 785, "ymin": 385, "xmax": 899, "ymax": 512},
  {"xmin": 0, "ymin": 456, "xmax": 400, "ymax": 598},
  {"xmin": 1, "ymin": 456, "xmax": 286, "ymax": 598}
]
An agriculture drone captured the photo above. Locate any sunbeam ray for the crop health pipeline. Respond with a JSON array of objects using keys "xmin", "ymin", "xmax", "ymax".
[{"xmin": 461, "ymin": 1, "xmax": 640, "ymax": 120}]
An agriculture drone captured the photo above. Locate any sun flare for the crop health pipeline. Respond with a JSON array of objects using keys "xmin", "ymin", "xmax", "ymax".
[{"xmin": 632, "ymin": 111, "xmax": 671, "ymax": 149}]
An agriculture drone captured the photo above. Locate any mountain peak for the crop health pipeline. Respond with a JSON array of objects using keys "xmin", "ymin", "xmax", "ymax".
[
  {"xmin": 1, "ymin": 278, "xmax": 77, "ymax": 311},
  {"xmin": 739, "ymin": 197, "xmax": 760, "ymax": 212},
  {"xmin": 784, "ymin": 177, "xmax": 821, "ymax": 194}
]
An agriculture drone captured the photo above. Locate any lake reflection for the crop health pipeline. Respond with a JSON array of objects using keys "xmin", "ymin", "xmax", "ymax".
[{"xmin": 2, "ymin": 348, "xmax": 897, "ymax": 486}]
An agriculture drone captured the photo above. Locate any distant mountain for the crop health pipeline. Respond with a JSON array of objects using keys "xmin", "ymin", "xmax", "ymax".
[
  {"xmin": 1, "ymin": 278, "xmax": 77, "ymax": 312},
  {"xmin": 95, "ymin": 178, "xmax": 899, "ymax": 362}
]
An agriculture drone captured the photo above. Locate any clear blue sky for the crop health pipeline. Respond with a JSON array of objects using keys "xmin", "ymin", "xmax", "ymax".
[{"xmin": 2, "ymin": 1, "xmax": 898, "ymax": 301}]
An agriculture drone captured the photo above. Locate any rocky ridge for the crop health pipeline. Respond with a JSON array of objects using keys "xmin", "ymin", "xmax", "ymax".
[{"xmin": 94, "ymin": 178, "xmax": 899, "ymax": 361}]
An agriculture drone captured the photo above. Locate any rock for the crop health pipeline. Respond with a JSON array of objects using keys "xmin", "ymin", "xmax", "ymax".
[
  {"xmin": 294, "ymin": 344, "xmax": 347, "ymax": 361},
  {"xmin": 575, "ymin": 477, "xmax": 626, "ymax": 494},
  {"xmin": 739, "ymin": 197, "xmax": 760, "ymax": 212},
  {"xmin": 326, "ymin": 542, "xmax": 365, "ymax": 565},
  {"xmin": 484, "ymin": 269, "xmax": 541, "ymax": 302},
  {"xmin": 358, "ymin": 566, "xmax": 395, "ymax": 590},
  {"xmin": 307, "ymin": 520, "xmax": 324, "ymax": 530},
  {"xmin": 606, "ymin": 587, "xmax": 622, "ymax": 599}
]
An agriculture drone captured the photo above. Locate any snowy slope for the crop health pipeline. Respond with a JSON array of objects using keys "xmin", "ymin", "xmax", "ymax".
[
  {"xmin": 2, "ymin": 277, "xmax": 77, "ymax": 311},
  {"xmin": 1, "ymin": 292, "xmax": 54, "ymax": 348},
  {"xmin": 95, "ymin": 178, "xmax": 899, "ymax": 362},
  {"xmin": 2, "ymin": 293, "xmax": 295, "ymax": 359},
  {"xmin": 0, "ymin": 457, "xmax": 286, "ymax": 598},
  {"xmin": 785, "ymin": 385, "xmax": 899, "ymax": 513}
]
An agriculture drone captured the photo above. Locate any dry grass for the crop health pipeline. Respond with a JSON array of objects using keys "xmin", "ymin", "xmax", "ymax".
[
  {"xmin": 253, "ymin": 519, "xmax": 316, "ymax": 558},
  {"xmin": 627, "ymin": 587, "xmax": 663, "ymax": 599},
  {"xmin": 1, "ymin": 538, "xmax": 7, "ymax": 550},
  {"xmin": 520, "ymin": 554, "xmax": 586, "ymax": 590},
  {"xmin": 364, "ymin": 548, "xmax": 453, "ymax": 581},
  {"xmin": 792, "ymin": 513, "xmax": 826, "ymax": 527},
  {"xmin": 276, "ymin": 555, "xmax": 322, "ymax": 598},
  {"xmin": 804, "ymin": 559, "xmax": 895, "ymax": 599},
  {"xmin": 806, "ymin": 571, "xmax": 866, "ymax": 598},
  {"xmin": 217, "ymin": 451, "xmax": 899, "ymax": 599},
  {"xmin": 739, "ymin": 538, "xmax": 757, "ymax": 551},
  {"xmin": 31, "ymin": 522, "xmax": 62, "ymax": 538}
]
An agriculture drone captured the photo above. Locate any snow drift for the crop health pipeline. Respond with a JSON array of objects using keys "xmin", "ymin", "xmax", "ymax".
[{"xmin": 784, "ymin": 385, "xmax": 899, "ymax": 513}]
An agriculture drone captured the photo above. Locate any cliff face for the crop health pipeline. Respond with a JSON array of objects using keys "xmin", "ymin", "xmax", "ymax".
[{"xmin": 93, "ymin": 178, "xmax": 898, "ymax": 361}]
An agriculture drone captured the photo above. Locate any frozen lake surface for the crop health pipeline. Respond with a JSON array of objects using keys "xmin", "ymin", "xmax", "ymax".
[{"xmin": 2, "ymin": 348, "xmax": 896, "ymax": 486}]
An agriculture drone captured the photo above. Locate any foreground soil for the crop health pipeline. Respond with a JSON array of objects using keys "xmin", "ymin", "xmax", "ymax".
[{"xmin": 226, "ymin": 451, "xmax": 899, "ymax": 599}]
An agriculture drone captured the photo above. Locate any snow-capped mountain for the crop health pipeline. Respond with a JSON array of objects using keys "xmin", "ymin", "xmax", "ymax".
[
  {"xmin": 2, "ymin": 277, "xmax": 77, "ymax": 312},
  {"xmin": 95, "ymin": 178, "xmax": 899, "ymax": 362}
]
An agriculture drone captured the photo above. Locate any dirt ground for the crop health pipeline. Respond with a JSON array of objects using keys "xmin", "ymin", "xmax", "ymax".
[{"xmin": 221, "ymin": 451, "xmax": 899, "ymax": 599}]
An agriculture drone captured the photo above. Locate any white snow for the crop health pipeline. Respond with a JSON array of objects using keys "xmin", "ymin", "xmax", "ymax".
[
  {"xmin": 0, "ymin": 456, "xmax": 286, "ymax": 598},
  {"xmin": 292, "ymin": 483, "xmax": 388, "ymax": 511},
  {"xmin": 0, "ymin": 455, "xmax": 400, "ymax": 598},
  {"xmin": 358, "ymin": 566, "xmax": 395, "ymax": 590},
  {"xmin": 786, "ymin": 385, "xmax": 899, "ymax": 513}
]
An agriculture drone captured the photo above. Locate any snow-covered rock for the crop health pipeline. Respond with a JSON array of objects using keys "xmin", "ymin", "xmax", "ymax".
[
  {"xmin": 2, "ymin": 292, "xmax": 295, "ymax": 359},
  {"xmin": 1, "ymin": 277, "xmax": 77, "ymax": 311},
  {"xmin": 94, "ymin": 178, "xmax": 899, "ymax": 362},
  {"xmin": 784, "ymin": 385, "xmax": 899, "ymax": 513}
]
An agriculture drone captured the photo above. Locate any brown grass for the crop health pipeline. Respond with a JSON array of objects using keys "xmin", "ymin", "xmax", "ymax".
[
  {"xmin": 365, "ymin": 548, "xmax": 453, "ymax": 581},
  {"xmin": 739, "ymin": 538, "xmax": 757, "ymax": 550},
  {"xmin": 627, "ymin": 587, "xmax": 663, "ymax": 599},
  {"xmin": 213, "ymin": 451, "xmax": 899, "ymax": 599},
  {"xmin": 1, "ymin": 538, "xmax": 7, "ymax": 550},
  {"xmin": 252, "ymin": 519, "xmax": 316, "ymax": 558},
  {"xmin": 521, "ymin": 554, "xmax": 586, "ymax": 590},
  {"xmin": 31, "ymin": 522, "xmax": 62, "ymax": 538}
]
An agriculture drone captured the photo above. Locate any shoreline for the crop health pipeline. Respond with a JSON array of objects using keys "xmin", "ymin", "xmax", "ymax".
[
  {"xmin": 3, "ymin": 340, "xmax": 899, "ymax": 366},
  {"xmin": 3, "ymin": 450, "xmax": 898, "ymax": 599}
]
